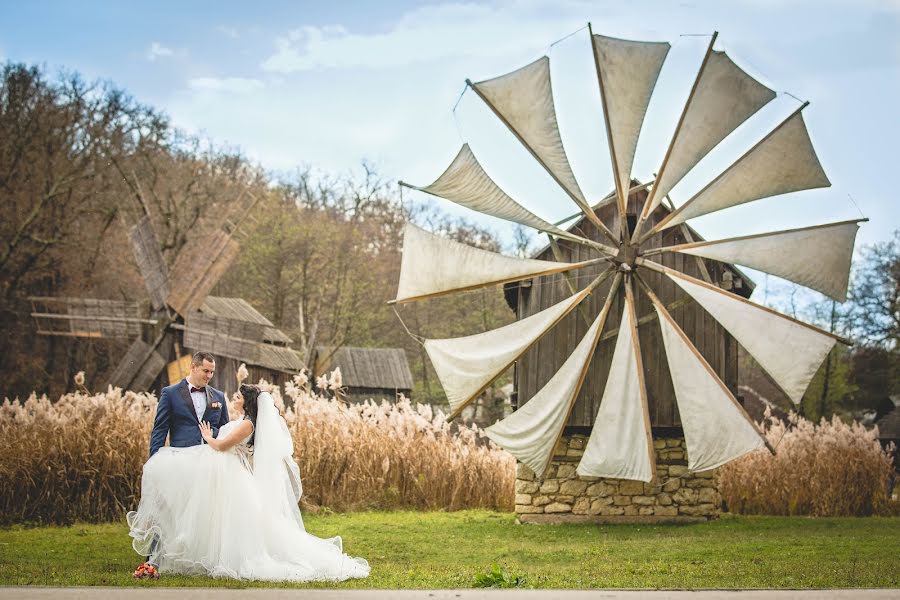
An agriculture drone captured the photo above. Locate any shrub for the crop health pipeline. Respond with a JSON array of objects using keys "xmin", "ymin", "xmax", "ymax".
[
  {"xmin": 0, "ymin": 375, "xmax": 514, "ymax": 525},
  {"xmin": 719, "ymin": 408, "xmax": 895, "ymax": 516}
]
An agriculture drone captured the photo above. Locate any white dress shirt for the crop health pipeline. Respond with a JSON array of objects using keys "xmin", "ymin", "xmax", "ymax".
[{"xmin": 185, "ymin": 378, "xmax": 207, "ymax": 422}]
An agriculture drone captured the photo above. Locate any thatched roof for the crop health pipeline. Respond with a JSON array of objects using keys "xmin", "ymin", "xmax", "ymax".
[{"xmin": 316, "ymin": 346, "xmax": 414, "ymax": 391}]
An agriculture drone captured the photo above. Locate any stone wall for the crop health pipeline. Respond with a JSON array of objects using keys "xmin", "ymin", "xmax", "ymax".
[{"xmin": 514, "ymin": 434, "xmax": 721, "ymax": 524}]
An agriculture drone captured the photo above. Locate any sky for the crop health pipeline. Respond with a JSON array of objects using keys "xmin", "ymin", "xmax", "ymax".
[{"xmin": 1, "ymin": 0, "xmax": 898, "ymax": 303}]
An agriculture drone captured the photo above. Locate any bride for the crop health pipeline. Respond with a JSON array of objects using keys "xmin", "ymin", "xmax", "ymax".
[{"xmin": 127, "ymin": 384, "xmax": 370, "ymax": 582}]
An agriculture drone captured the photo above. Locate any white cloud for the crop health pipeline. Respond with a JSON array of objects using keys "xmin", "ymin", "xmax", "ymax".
[
  {"xmin": 146, "ymin": 42, "xmax": 174, "ymax": 62},
  {"xmin": 260, "ymin": 3, "xmax": 589, "ymax": 72},
  {"xmin": 188, "ymin": 77, "xmax": 264, "ymax": 93}
]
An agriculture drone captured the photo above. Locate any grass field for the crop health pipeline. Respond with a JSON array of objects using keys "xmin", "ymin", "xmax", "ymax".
[{"xmin": 1, "ymin": 511, "xmax": 898, "ymax": 589}]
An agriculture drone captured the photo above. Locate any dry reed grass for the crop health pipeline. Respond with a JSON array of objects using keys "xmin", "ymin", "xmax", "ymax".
[
  {"xmin": 0, "ymin": 374, "xmax": 514, "ymax": 524},
  {"xmin": 720, "ymin": 408, "xmax": 896, "ymax": 516}
]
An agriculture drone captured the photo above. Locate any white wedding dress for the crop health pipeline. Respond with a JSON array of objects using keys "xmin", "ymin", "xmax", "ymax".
[{"xmin": 127, "ymin": 393, "xmax": 369, "ymax": 582}]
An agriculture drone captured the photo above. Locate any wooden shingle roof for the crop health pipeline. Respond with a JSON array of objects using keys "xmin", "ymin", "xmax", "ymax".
[
  {"xmin": 201, "ymin": 296, "xmax": 293, "ymax": 344},
  {"xmin": 316, "ymin": 347, "xmax": 414, "ymax": 391}
]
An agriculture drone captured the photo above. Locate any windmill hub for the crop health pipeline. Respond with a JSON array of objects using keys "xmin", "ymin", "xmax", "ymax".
[{"xmin": 612, "ymin": 243, "xmax": 639, "ymax": 269}]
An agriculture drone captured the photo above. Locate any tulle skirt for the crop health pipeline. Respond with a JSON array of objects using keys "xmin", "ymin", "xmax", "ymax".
[{"xmin": 126, "ymin": 445, "xmax": 369, "ymax": 581}]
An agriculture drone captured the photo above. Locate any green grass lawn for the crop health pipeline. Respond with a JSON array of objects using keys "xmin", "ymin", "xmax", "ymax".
[{"xmin": 1, "ymin": 511, "xmax": 898, "ymax": 589}]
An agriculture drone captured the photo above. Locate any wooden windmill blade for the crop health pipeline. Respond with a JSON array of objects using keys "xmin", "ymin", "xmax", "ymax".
[
  {"xmin": 166, "ymin": 231, "xmax": 241, "ymax": 316},
  {"xmin": 128, "ymin": 215, "xmax": 171, "ymax": 311},
  {"xmin": 107, "ymin": 336, "xmax": 168, "ymax": 391},
  {"xmin": 29, "ymin": 296, "xmax": 154, "ymax": 339}
]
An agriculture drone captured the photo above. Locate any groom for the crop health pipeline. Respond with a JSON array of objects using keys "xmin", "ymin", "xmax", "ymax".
[
  {"xmin": 134, "ymin": 351, "xmax": 230, "ymax": 579},
  {"xmin": 149, "ymin": 350, "xmax": 230, "ymax": 457}
]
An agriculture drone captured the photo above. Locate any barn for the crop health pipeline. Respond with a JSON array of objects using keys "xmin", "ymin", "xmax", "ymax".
[
  {"xmin": 505, "ymin": 184, "xmax": 756, "ymax": 523},
  {"xmin": 313, "ymin": 346, "xmax": 414, "ymax": 403}
]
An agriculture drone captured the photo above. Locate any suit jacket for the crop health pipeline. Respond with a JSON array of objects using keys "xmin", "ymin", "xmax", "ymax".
[{"xmin": 149, "ymin": 379, "xmax": 229, "ymax": 457}]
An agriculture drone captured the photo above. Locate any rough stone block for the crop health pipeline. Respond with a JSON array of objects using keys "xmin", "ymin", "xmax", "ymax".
[
  {"xmin": 666, "ymin": 439, "xmax": 682, "ymax": 448},
  {"xmin": 573, "ymin": 497, "xmax": 591, "ymax": 515},
  {"xmin": 632, "ymin": 495, "xmax": 655, "ymax": 506},
  {"xmin": 698, "ymin": 488, "xmax": 720, "ymax": 504},
  {"xmin": 613, "ymin": 495, "xmax": 631, "ymax": 506},
  {"xmin": 553, "ymin": 495, "xmax": 575, "ymax": 503},
  {"xmin": 569, "ymin": 437, "xmax": 585, "ymax": 450},
  {"xmin": 673, "ymin": 488, "xmax": 698, "ymax": 504},
  {"xmin": 655, "ymin": 506, "xmax": 678, "ymax": 517},
  {"xmin": 590, "ymin": 497, "xmax": 614, "ymax": 514},
  {"xmin": 662, "ymin": 478, "xmax": 681, "ymax": 492},
  {"xmin": 668, "ymin": 465, "xmax": 688, "ymax": 477},
  {"xmin": 639, "ymin": 507, "xmax": 655, "ymax": 516},
  {"xmin": 545, "ymin": 502, "xmax": 572, "ymax": 514},
  {"xmin": 515, "ymin": 494, "xmax": 532, "ymax": 505},
  {"xmin": 623, "ymin": 505, "xmax": 639, "ymax": 516},
  {"xmin": 556, "ymin": 464, "xmax": 576, "ymax": 479},
  {"xmin": 566, "ymin": 448, "xmax": 584, "ymax": 457},
  {"xmin": 516, "ymin": 463, "xmax": 535, "ymax": 481},
  {"xmin": 600, "ymin": 505, "xmax": 625, "ymax": 516},
  {"xmin": 658, "ymin": 493, "xmax": 673, "ymax": 506},
  {"xmin": 539, "ymin": 480, "xmax": 559, "ymax": 494},
  {"xmin": 560, "ymin": 479, "xmax": 588, "ymax": 496},
  {"xmin": 516, "ymin": 480, "xmax": 540, "ymax": 494},
  {"xmin": 516, "ymin": 504, "xmax": 544, "ymax": 514},
  {"xmin": 654, "ymin": 439, "xmax": 667, "ymax": 449},
  {"xmin": 533, "ymin": 495, "xmax": 552, "ymax": 507},
  {"xmin": 619, "ymin": 480, "xmax": 644, "ymax": 495},
  {"xmin": 586, "ymin": 481, "xmax": 616, "ymax": 497}
]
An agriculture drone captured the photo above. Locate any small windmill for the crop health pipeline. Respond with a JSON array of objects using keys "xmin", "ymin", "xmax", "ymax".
[
  {"xmin": 394, "ymin": 28, "xmax": 863, "ymax": 482},
  {"xmin": 30, "ymin": 188, "xmax": 304, "ymax": 393}
]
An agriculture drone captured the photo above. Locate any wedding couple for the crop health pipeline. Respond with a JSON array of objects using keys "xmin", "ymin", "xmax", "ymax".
[{"xmin": 127, "ymin": 351, "xmax": 369, "ymax": 582}]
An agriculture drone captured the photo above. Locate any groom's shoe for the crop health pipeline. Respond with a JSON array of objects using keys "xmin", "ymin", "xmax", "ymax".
[{"xmin": 132, "ymin": 562, "xmax": 159, "ymax": 579}]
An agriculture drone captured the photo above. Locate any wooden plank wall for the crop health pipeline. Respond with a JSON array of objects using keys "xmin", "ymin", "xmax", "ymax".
[{"xmin": 516, "ymin": 190, "xmax": 739, "ymax": 428}]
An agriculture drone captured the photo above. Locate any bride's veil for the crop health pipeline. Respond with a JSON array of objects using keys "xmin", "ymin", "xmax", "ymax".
[{"xmin": 254, "ymin": 391, "xmax": 305, "ymax": 531}]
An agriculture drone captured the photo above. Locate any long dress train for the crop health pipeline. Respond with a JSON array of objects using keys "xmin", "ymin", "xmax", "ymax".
[{"xmin": 126, "ymin": 416, "xmax": 369, "ymax": 581}]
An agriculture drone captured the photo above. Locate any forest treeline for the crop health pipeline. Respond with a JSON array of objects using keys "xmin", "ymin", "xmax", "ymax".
[{"xmin": 1, "ymin": 62, "xmax": 897, "ymax": 417}]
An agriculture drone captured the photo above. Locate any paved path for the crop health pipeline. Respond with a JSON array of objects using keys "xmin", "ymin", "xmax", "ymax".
[{"xmin": 2, "ymin": 588, "xmax": 897, "ymax": 599}]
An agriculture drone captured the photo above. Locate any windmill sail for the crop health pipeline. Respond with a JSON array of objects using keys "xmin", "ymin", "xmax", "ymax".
[
  {"xmin": 427, "ymin": 271, "xmax": 611, "ymax": 417},
  {"xmin": 471, "ymin": 56, "xmax": 587, "ymax": 210},
  {"xmin": 405, "ymin": 144, "xmax": 593, "ymax": 246},
  {"xmin": 591, "ymin": 33, "xmax": 670, "ymax": 212},
  {"xmin": 577, "ymin": 285, "xmax": 655, "ymax": 482},
  {"xmin": 643, "ymin": 43, "xmax": 776, "ymax": 220},
  {"xmin": 485, "ymin": 276, "xmax": 620, "ymax": 477},
  {"xmin": 664, "ymin": 269, "xmax": 838, "ymax": 404},
  {"xmin": 663, "ymin": 220, "xmax": 861, "ymax": 302},
  {"xmin": 394, "ymin": 223, "xmax": 601, "ymax": 303},
  {"xmin": 654, "ymin": 297, "xmax": 766, "ymax": 471},
  {"xmin": 656, "ymin": 108, "xmax": 830, "ymax": 231}
]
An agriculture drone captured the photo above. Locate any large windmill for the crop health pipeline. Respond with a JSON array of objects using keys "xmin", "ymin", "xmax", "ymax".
[
  {"xmin": 29, "ymin": 190, "xmax": 304, "ymax": 395},
  {"xmin": 394, "ymin": 28, "xmax": 862, "ymax": 483}
]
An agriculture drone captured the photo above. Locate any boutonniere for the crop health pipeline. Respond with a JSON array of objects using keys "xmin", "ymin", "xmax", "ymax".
[{"xmin": 211, "ymin": 401, "xmax": 222, "ymax": 409}]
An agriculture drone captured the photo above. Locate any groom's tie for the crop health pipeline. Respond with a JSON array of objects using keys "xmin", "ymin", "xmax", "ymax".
[{"xmin": 190, "ymin": 386, "xmax": 206, "ymax": 394}]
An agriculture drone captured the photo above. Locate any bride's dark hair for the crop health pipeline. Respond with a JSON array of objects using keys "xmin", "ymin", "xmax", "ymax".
[{"xmin": 239, "ymin": 383, "xmax": 261, "ymax": 446}]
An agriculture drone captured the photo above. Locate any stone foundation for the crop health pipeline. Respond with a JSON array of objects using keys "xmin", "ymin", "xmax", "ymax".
[{"xmin": 515, "ymin": 434, "xmax": 721, "ymax": 524}]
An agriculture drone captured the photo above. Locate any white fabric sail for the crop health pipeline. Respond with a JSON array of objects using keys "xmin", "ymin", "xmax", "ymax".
[
  {"xmin": 577, "ymin": 297, "xmax": 654, "ymax": 482},
  {"xmin": 426, "ymin": 288, "xmax": 589, "ymax": 416},
  {"xmin": 660, "ymin": 110, "xmax": 830, "ymax": 229},
  {"xmin": 592, "ymin": 34, "xmax": 670, "ymax": 208},
  {"xmin": 645, "ymin": 49, "xmax": 776, "ymax": 217},
  {"xmin": 485, "ymin": 297, "xmax": 609, "ymax": 477},
  {"xmin": 672, "ymin": 221, "xmax": 859, "ymax": 302},
  {"xmin": 655, "ymin": 304, "xmax": 765, "ymax": 471},
  {"xmin": 395, "ymin": 223, "xmax": 594, "ymax": 303},
  {"xmin": 472, "ymin": 57, "xmax": 587, "ymax": 208},
  {"xmin": 667, "ymin": 271, "xmax": 837, "ymax": 404},
  {"xmin": 409, "ymin": 144, "xmax": 581, "ymax": 242}
]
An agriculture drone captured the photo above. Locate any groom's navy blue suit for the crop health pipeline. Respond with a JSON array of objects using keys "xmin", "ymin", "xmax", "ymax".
[{"xmin": 149, "ymin": 379, "xmax": 229, "ymax": 457}]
